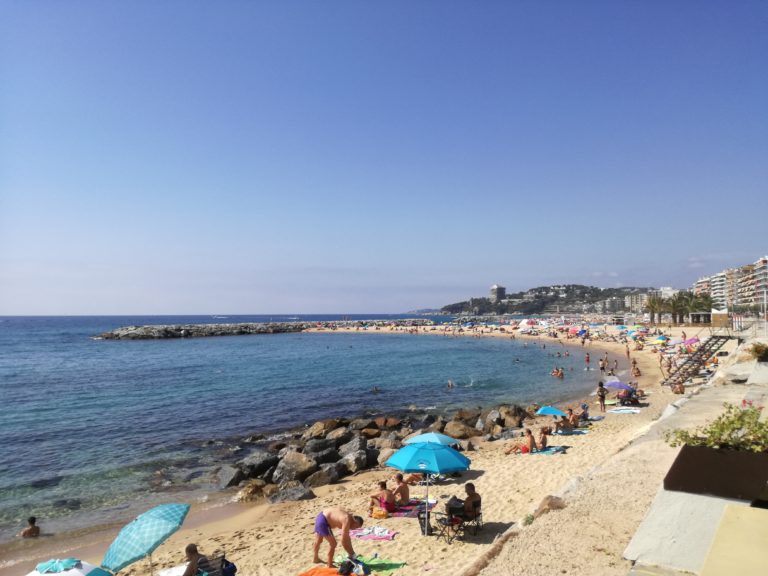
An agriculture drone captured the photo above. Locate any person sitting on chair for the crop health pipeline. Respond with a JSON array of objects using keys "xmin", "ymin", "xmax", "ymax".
[
  {"xmin": 462, "ymin": 483, "xmax": 481, "ymax": 519},
  {"xmin": 181, "ymin": 544, "xmax": 215, "ymax": 576}
]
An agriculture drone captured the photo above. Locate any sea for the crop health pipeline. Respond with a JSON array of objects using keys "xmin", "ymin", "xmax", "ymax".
[{"xmin": 0, "ymin": 315, "xmax": 605, "ymax": 545}]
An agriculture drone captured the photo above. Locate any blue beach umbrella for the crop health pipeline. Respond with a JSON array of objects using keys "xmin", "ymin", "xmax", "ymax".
[
  {"xmin": 536, "ymin": 406, "xmax": 567, "ymax": 417},
  {"xmin": 403, "ymin": 432, "xmax": 459, "ymax": 446},
  {"xmin": 102, "ymin": 504, "xmax": 190, "ymax": 575},
  {"xmin": 385, "ymin": 443, "xmax": 471, "ymax": 536},
  {"xmin": 605, "ymin": 381, "xmax": 634, "ymax": 392}
]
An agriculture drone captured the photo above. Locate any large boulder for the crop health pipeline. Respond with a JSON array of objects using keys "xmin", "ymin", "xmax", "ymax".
[
  {"xmin": 302, "ymin": 419, "xmax": 341, "ymax": 440},
  {"xmin": 444, "ymin": 420, "xmax": 483, "ymax": 440},
  {"xmin": 319, "ymin": 461, "xmax": 348, "ymax": 479},
  {"xmin": 455, "ymin": 408, "xmax": 481, "ymax": 425},
  {"xmin": 339, "ymin": 436, "xmax": 367, "ymax": 457},
  {"xmin": 306, "ymin": 448, "xmax": 340, "ymax": 465},
  {"xmin": 268, "ymin": 486, "xmax": 316, "ymax": 504},
  {"xmin": 360, "ymin": 428, "xmax": 381, "ymax": 439},
  {"xmin": 304, "ymin": 466, "xmax": 340, "ymax": 488},
  {"xmin": 349, "ymin": 418, "xmax": 376, "ymax": 431},
  {"xmin": 339, "ymin": 450, "xmax": 368, "ymax": 474},
  {"xmin": 366, "ymin": 447, "xmax": 380, "ymax": 468},
  {"xmin": 303, "ymin": 438, "xmax": 335, "ymax": 454},
  {"xmin": 217, "ymin": 465, "xmax": 245, "ymax": 489},
  {"xmin": 236, "ymin": 479, "xmax": 267, "ymax": 502},
  {"xmin": 271, "ymin": 451, "xmax": 318, "ymax": 485},
  {"xmin": 238, "ymin": 450, "xmax": 279, "ymax": 478},
  {"xmin": 377, "ymin": 448, "xmax": 396, "ymax": 466},
  {"xmin": 326, "ymin": 427, "xmax": 354, "ymax": 446}
]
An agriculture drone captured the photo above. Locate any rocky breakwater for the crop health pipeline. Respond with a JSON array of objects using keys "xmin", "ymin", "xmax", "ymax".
[
  {"xmin": 225, "ymin": 402, "xmax": 535, "ymax": 505},
  {"xmin": 97, "ymin": 319, "xmax": 435, "ymax": 340}
]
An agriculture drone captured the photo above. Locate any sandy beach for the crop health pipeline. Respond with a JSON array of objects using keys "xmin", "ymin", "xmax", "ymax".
[{"xmin": 0, "ymin": 323, "xmax": 738, "ymax": 576}]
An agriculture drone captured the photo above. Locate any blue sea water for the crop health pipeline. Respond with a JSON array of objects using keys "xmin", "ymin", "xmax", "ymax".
[{"xmin": 0, "ymin": 315, "xmax": 603, "ymax": 543}]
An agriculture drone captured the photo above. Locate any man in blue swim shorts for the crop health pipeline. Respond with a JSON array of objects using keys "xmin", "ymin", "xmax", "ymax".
[{"xmin": 312, "ymin": 507, "xmax": 364, "ymax": 568}]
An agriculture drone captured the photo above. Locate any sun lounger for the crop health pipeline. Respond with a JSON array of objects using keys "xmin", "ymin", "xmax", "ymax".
[{"xmin": 608, "ymin": 407, "xmax": 640, "ymax": 414}]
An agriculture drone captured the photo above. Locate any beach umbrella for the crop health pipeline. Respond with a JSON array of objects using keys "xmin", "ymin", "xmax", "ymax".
[
  {"xmin": 26, "ymin": 560, "xmax": 111, "ymax": 576},
  {"xmin": 385, "ymin": 443, "xmax": 471, "ymax": 536},
  {"xmin": 685, "ymin": 337, "xmax": 700, "ymax": 345},
  {"xmin": 102, "ymin": 504, "xmax": 190, "ymax": 575},
  {"xmin": 655, "ymin": 335, "xmax": 669, "ymax": 341},
  {"xmin": 604, "ymin": 381, "xmax": 634, "ymax": 392},
  {"xmin": 403, "ymin": 432, "xmax": 459, "ymax": 446},
  {"xmin": 535, "ymin": 406, "xmax": 567, "ymax": 417}
]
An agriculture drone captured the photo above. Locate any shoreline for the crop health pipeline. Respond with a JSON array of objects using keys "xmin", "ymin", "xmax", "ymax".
[
  {"xmin": 1, "ymin": 322, "xmax": 724, "ymax": 575},
  {"xmin": 0, "ymin": 328, "xmax": 601, "ymax": 561}
]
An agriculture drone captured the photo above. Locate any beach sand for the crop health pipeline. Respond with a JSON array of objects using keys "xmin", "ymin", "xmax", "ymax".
[{"xmin": 0, "ymin": 323, "xmax": 735, "ymax": 576}]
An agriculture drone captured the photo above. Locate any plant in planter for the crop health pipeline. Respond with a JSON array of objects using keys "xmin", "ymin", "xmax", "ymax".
[
  {"xmin": 665, "ymin": 402, "xmax": 768, "ymax": 453},
  {"xmin": 748, "ymin": 341, "xmax": 768, "ymax": 362},
  {"xmin": 663, "ymin": 403, "xmax": 768, "ymax": 501}
]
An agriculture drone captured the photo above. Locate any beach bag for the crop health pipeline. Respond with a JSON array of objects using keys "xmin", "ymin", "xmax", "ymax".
[
  {"xmin": 337, "ymin": 561, "xmax": 355, "ymax": 575},
  {"xmin": 372, "ymin": 508, "xmax": 389, "ymax": 519},
  {"xmin": 222, "ymin": 559, "xmax": 237, "ymax": 576}
]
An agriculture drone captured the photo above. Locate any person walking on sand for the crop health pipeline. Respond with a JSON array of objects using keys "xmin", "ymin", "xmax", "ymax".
[
  {"xmin": 597, "ymin": 381, "xmax": 607, "ymax": 413},
  {"xmin": 313, "ymin": 508, "xmax": 363, "ymax": 568},
  {"xmin": 585, "ymin": 352, "xmax": 591, "ymax": 370}
]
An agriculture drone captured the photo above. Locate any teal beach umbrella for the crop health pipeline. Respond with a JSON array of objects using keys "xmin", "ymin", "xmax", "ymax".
[
  {"xmin": 102, "ymin": 504, "xmax": 190, "ymax": 574},
  {"xmin": 385, "ymin": 443, "xmax": 471, "ymax": 536},
  {"xmin": 403, "ymin": 432, "xmax": 459, "ymax": 446}
]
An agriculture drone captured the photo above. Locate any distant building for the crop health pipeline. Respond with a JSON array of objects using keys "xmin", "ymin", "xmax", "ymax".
[
  {"xmin": 710, "ymin": 272, "xmax": 728, "ymax": 309},
  {"xmin": 625, "ymin": 293, "xmax": 649, "ymax": 314},
  {"xmin": 489, "ymin": 284, "xmax": 506, "ymax": 303},
  {"xmin": 693, "ymin": 277, "xmax": 711, "ymax": 297}
]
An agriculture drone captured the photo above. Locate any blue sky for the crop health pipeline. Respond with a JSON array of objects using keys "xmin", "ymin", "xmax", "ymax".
[{"xmin": 1, "ymin": 1, "xmax": 766, "ymax": 314}]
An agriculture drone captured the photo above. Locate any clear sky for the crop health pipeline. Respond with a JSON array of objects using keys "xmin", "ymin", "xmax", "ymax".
[{"xmin": 1, "ymin": 1, "xmax": 766, "ymax": 314}]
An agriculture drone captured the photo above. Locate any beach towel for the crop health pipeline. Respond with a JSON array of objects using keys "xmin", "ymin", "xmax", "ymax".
[
  {"xmin": 608, "ymin": 408, "xmax": 640, "ymax": 414},
  {"xmin": 553, "ymin": 429, "xmax": 589, "ymax": 435},
  {"xmin": 350, "ymin": 526, "xmax": 398, "ymax": 541},
  {"xmin": 533, "ymin": 446, "xmax": 566, "ymax": 455},
  {"xmin": 588, "ymin": 415, "xmax": 605, "ymax": 421},
  {"xmin": 298, "ymin": 568, "xmax": 339, "ymax": 576},
  {"xmin": 391, "ymin": 499, "xmax": 436, "ymax": 518},
  {"xmin": 355, "ymin": 556, "xmax": 406, "ymax": 576}
]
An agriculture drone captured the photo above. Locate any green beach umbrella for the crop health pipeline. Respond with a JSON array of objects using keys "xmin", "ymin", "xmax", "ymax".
[{"xmin": 101, "ymin": 504, "xmax": 190, "ymax": 575}]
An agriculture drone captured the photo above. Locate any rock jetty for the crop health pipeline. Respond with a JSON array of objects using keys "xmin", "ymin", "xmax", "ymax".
[{"xmin": 97, "ymin": 319, "xmax": 434, "ymax": 340}]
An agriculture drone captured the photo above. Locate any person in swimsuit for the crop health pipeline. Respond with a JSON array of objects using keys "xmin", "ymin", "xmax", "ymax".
[
  {"xmin": 313, "ymin": 508, "xmax": 363, "ymax": 568},
  {"xmin": 369, "ymin": 481, "xmax": 396, "ymax": 514},
  {"xmin": 19, "ymin": 516, "xmax": 40, "ymax": 538},
  {"xmin": 505, "ymin": 428, "xmax": 537, "ymax": 454},
  {"xmin": 597, "ymin": 381, "xmax": 607, "ymax": 413},
  {"xmin": 391, "ymin": 473, "xmax": 410, "ymax": 507}
]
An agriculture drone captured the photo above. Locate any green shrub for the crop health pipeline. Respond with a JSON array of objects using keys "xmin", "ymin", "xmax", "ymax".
[
  {"xmin": 523, "ymin": 514, "xmax": 534, "ymax": 526},
  {"xmin": 664, "ymin": 403, "xmax": 768, "ymax": 453}
]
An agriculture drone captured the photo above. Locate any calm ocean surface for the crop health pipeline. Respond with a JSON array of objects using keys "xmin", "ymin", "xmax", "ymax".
[{"xmin": 0, "ymin": 315, "xmax": 604, "ymax": 543}]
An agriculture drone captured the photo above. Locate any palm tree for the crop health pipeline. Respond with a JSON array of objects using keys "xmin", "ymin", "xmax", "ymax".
[
  {"xmin": 645, "ymin": 295, "xmax": 666, "ymax": 324},
  {"xmin": 668, "ymin": 292, "xmax": 691, "ymax": 324}
]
